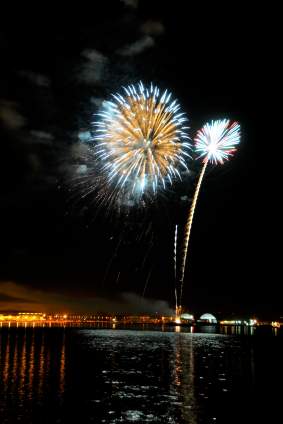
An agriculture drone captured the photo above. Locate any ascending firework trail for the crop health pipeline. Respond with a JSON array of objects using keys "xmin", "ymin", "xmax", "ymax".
[{"xmin": 177, "ymin": 119, "xmax": 241, "ymax": 317}]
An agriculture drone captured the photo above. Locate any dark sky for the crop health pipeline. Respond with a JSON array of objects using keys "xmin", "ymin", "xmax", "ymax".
[{"xmin": 0, "ymin": 1, "xmax": 265, "ymax": 317}]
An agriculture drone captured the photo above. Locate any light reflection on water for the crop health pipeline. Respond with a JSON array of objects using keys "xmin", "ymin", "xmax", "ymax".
[{"xmin": 0, "ymin": 327, "xmax": 282, "ymax": 423}]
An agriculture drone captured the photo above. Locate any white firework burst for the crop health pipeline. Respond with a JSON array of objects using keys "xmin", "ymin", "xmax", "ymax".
[{"xmin": 195, "ymin": 119, "xmax": 241, "ymax": 164}]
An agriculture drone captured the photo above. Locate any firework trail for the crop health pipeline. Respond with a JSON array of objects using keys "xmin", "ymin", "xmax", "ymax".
[
  {"xmin": 175, "ymin": 287, "xmax": 178, "ymax": 317},
  {"xmin": 101, "ymin": 235, "xmax": 123, "ymax": 286},
  {"xmin": 142, "ymin": 267, "xmax": 153, "ymax": 297},
  {"xmin": 173, "ymin": 224, "xmax": 178, "ymax": 314},
  {"xmin": 91, "ymin": 81, "xmax": 191, "ymax": 206},
  {"xmin": 174, "ymin": 224, "xmax": 178, "ymax": 282},
  {"xmin": 179, "ymin": 157, "xmax": 208, "ymax": 303},
  {"xmin": 115, "ymin": 271, "xmax": 121, "ymax": 285},
  {"xmin": 178, "ymin": 119, "xmax": 241, "ymax": 312}
]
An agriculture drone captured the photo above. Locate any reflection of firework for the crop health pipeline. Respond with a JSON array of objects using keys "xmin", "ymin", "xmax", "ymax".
[
  {"xmin": 92, "ymin": 82, "xmax": 191, "ymax": 204},
  {"xmin": 178, "ymin": 119, "xmax": 241, "ymax": 310}
]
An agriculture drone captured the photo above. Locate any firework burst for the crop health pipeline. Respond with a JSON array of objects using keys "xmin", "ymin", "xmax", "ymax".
[
  {"xmin": 195, "ymin": 119, "xmax": 241, "ymax": 164},
  {"xmin": 91, "ymin": 82, "xmax": 191, "ymax": 203}
]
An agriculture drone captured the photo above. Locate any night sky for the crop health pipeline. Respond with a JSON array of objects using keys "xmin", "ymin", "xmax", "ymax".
[{"xmin": 0, "ymin": 2, "xmax": 264, "ymax": 317}]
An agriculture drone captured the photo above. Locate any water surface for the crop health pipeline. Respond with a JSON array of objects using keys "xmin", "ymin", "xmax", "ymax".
[{"xmin": 0, "ymin": 327, "xmax": 281, "ymax": 423}]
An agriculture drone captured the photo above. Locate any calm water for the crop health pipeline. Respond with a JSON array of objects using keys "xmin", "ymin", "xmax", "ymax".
[{"xmin": 0, "ymin": 326, "xmax": 282, "ymax": 423}]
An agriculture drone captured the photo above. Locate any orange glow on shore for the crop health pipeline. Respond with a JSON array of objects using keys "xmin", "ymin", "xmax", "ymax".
[
  {"xmin": 0, "ymin": 312, "xmax": 46, "ymax": 322},
  {"xmin": 0, "ymin": 312, "xmax": 281, "ymax": 329}
]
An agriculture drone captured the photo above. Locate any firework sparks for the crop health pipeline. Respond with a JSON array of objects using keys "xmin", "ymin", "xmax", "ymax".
[
  {"xmin": 195, "ymin": 119, "xmax": 241, "ymax": 164},
  {"xmin": 91, "ymin": 82, "xmax": 191, "ymax": 204},
  {"xmin": 178, "ymin": 119, "xmax": 241, "ymax": 311}
]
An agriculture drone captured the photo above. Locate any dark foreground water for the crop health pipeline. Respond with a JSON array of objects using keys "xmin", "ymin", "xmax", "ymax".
[{"xmin": 0, "ymin": 326, "xmax": 282, "ymax": 423}]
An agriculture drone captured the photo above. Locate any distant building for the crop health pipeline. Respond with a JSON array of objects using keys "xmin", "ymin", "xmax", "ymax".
[
  {"xmin": 180, "ymin": 313, "xmax": 194, "ymax": 322},
  {"xmin": 199, "ymin": 313, "xmax": 217, "ymax": 324}
]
